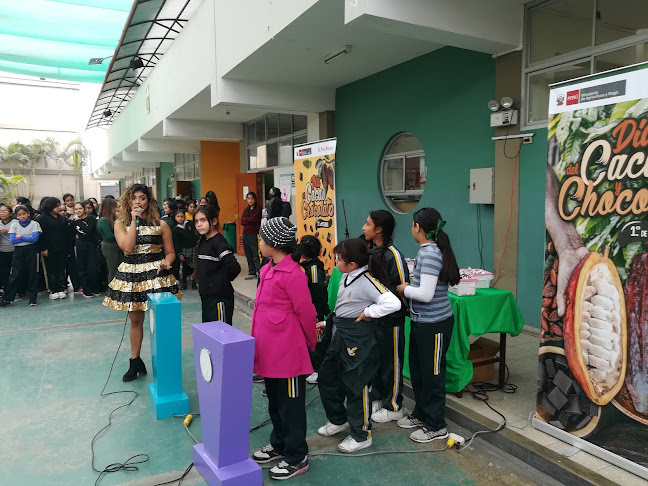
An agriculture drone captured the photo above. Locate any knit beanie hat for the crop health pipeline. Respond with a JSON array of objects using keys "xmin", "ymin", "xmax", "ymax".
[{"xmin": 260, "ymin": 217, "xmax": 297, "ymax": 248}]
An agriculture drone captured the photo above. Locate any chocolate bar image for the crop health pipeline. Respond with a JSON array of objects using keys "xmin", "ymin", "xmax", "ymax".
[
  {"xmin": 327, "ymin": 233, "xmax": 332, "ymax": 243},
  {"xmin": 316, "ymin": 218, "xmax": 332, "ymax": 229},
  {"xmin": 299, "ymin": 172, "xmax": 303, "ymax": 181}
]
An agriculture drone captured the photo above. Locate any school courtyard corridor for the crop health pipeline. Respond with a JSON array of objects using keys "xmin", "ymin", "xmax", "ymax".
[{"xmin": 1, "ymin": 278, "xmax": 560, "ymax": 486}]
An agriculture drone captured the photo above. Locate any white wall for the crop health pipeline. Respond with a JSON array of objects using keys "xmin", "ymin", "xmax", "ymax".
[{"xmin": 214, "ymin": 0, "xmax": 319, "ymax": 79}]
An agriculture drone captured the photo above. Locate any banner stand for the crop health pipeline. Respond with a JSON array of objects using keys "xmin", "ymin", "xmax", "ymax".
[{"xmin": 532, "ymin": 417, "xmax": 648, "ymax": 480}]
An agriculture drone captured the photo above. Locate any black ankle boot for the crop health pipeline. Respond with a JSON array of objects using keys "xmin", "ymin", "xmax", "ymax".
[{"xmin": 123, "ymin": 356, "xmax": 147, "ymax": 382}]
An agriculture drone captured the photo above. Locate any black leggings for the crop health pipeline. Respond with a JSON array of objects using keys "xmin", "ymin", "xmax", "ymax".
[
  {"xmin": 3, "ymin": 245, "xmax": 39, "ymax": 303},
  {"xmin": 0, "ymin": 251, "xmax": 13, "ymax": 291},
  {"xmin": 76, "ymin": 240, "xmax": 98, "ymax": 295}
]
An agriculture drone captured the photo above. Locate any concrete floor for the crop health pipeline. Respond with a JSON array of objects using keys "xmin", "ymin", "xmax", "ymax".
[{"xmin": 1, "ymin": 285, "xmax": 562, "ymax": 486}]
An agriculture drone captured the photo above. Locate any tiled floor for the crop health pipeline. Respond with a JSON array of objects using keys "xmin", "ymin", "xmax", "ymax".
[{"xmin": 232, "ymin": 255, "xmax": 648, "ymax": 485}]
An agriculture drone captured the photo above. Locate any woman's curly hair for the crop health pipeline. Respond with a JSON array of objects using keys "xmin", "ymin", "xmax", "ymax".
[{"xmin": 117, "ymin": 183, "xmax": 161, "ymax": 228}]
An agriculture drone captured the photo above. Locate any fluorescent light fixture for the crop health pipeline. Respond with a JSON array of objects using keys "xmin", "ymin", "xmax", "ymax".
[
  {"xmin": 324, "ymin": 45, "xmax": 351, "ymax": 64},
  {"xmin": 488, "ymin": 100, "xmax": 500, "ymax": 112}
]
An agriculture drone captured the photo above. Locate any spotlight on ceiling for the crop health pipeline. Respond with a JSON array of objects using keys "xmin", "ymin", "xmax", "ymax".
[
  {"xmin": 488, "ymin": 100, "xmax": 500, "ymax": 112},
  {"xmin": 324, "ymin": 45, "xmax": 351, "ymax": 65},
  {"xmin": 130, "ymin": 57, "xmax": 145, "ymax": 69},
  {"xmin": 103, "ymin": 109, "xmax": 113, "ymax": 118}
]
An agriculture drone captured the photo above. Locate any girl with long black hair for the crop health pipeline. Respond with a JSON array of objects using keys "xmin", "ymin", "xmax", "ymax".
[
  {"xmin": 362, "ymin": 209, "xmax": 409, "ymax": 423},
  {"xmin": 241, "ymin": 191, "xmax": 262, "ymax": 279},
  {"xmin": 36, "ymin": 197, "xmax": 70, "ymax": 300},
  {"xmin": 396, "ymin": 207, "xmax": 460, "ymax": 444},
  {"xmin": 204, "ymin": 190, "xmax": 220, "ymax": 213},
  {"xmin": 194, "ymin": 204, "xmax": 240, "ymax": 323}
]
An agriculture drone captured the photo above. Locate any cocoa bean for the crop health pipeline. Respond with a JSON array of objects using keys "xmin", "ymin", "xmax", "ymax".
[
  {"xmin": 542, "ymin": 297, "xmax": 552, "ymax": 308},
  {"xmin": 543, "ymin": 284, "xmax": 556, "ymax": 298},
  {"xmin": 552, "ymin": 297, "xmax": 557, "ymax": 310},
  {"xmin": 550, "ymin": 268, "xmax": 558, "ymax": 286},
  {"xmin": 550, "ymin": 323, "xmax": 563, "ymax": 336},
  {"xmin": 542, "ymin": 308, "xmax": 550, "ymax": 320},
  {"xmin": 553, "ymin": 258, "xmax": 559, "ymax": 271},
  {"xmin": 547, "ymin": 241, "xmax": 555, "ymax": 255},
  {"xmin": 541, "ymin": 316, "xmax": 550, "ymax": 331},
  {"xmin": 549, "ymin": 310, "xmax": 560, "ymax": 322}
]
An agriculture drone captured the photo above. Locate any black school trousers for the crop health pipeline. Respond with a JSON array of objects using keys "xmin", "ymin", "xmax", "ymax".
[
  {"xmin": 0, "ymin": 251, "xmax": 13, "ymax": 291},
  {"xmin": 76, "ymin": 240, "xmax": 98, "ymax": 295},
  {"xmin": 319, "ymin": 351, "xmax": 373, "ymax": 442},
  {"xmin": 372, "ymin": 323, "xmax": 405, "ymax": 412},
  {"xmin": 3, "ymin": 245, "xmax": 39, "ymax": 303},
  {"xmin": 409, "ymin": 316, "xmax": 454, "ymax": 431},
  {"xmin": 242, "ymin": 233, "xmax": 261, "ymax": 275},
  {"xmin": 265, "ymin": 375, "xmax": 308, "ymax": 465},
  {"xmin": 44, "ymin": 251, "xmax": 67, "ymax": 293},
  {"xmin": 201, "ymin": 295, "xmax": 234, "ymax": 325}
]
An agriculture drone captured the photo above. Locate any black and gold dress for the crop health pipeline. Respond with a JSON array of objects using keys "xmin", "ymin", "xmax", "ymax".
[{"xmin": 103, "ymin": 220, "xmax": 182, "ymax": 311}]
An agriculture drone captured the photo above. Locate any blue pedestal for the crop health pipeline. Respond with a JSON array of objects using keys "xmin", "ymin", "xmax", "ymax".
[
  {"xmin": 147, "ymin": 293, "xmax": 189, "ymax": 418},
  {"xmin": 192, "ymin": 321, "xmax": 262, "ymax": 486}
]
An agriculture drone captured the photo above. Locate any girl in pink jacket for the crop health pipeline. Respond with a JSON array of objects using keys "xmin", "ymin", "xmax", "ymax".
[{"xmin": 251, "ymin": 217, "xmax": 317, "ymax": 481}]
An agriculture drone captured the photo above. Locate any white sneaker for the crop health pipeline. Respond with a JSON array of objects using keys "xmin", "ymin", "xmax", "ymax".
[
  {"xmin": 317, "ymin": 421, "xmax": 350, "ymax": 437},
  {"xmin": 306, "ymin": 372, "xmax": 318, "ymax": 384},
  {"xmin": 371, "ymin": 400, "xmax": 382, "ymax": 414},
  {"xmin": 397, "ymin": 414, "xmax": 424, "ymax": 429},
  {"xmin": 338, "ymin": 435, "xmax": 372, "ymax": 453},
  {"xmin": 57, "ymin": 292, "xmax": 67, "ymax": 299},
  {"xmin": 371, "ymin": 407, "xmax": 404, "ymax": 423},
  {"xmin": 49, "ymin": 292, "xmax": 59, "ymax": 300}
]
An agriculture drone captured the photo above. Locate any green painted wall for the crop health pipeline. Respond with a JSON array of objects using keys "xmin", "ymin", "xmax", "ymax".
[
  {"xmin": 159, "ymin": 162, "xmax": 173, "ymax": 201},
  {"xmin": 192, "ymin": 179, "xmax": 201, "ymax": 200},
  {"xmin": 335, "ymin": 47, "xmax": 496, "ymax": 270},
  {"xmin": 516, "ymin": 128, "xmax": 548, "ymax": 327}
]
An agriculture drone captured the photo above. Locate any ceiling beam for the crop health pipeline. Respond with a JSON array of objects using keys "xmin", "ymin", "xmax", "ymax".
[
  {"xmin": 138, "ymin": 138, "xmax": 200, "ymax": 154},
  {"xmin": 162, "ymin": 118, "xmax": 243, "ymax": 141},
  {"xmin": 121, "ymin": 150, "xmax": 173, "ymax": 163}
]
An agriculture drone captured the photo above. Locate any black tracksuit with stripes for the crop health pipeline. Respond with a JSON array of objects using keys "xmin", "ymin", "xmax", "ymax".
[
  {"xmin": 196, "ymin": 232, "xmax": 241, "ymax": 324},
  {"xmin": 300, "ymin": 259, "xmax": 331, "ymax": 371},
  {"xmin": 370, "ymin": 241, "xmax": 409, "ymax": 412}
]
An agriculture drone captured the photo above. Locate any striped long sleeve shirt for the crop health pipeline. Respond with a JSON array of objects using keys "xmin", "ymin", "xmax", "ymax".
[{"xmin": 405, "ymin": 242, "xmax": 453, "ymax": 323}]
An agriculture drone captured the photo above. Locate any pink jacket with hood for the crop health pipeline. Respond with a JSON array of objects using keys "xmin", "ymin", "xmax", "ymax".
[{"xmin": 251, "ymin": 255, "xmax": 318, "ymax": 378}]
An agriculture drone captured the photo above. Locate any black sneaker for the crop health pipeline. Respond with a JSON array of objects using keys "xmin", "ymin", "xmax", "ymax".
[
  {"xmin": 28, "ymin": 301, "xmax": 38, "ymax": 307},
  {"xmin": 191, "ymin": 281, "xmax": 197, "ymax": 290},
  {"xmin": 253, "ymin": 374, "xmax": 264, "ymax": 383},
  {"xmin": 269, "ymin": 458, "xmax": 308, "ymax": 480},
  {"xmin": 0, "ymin": 300, "xmax": 10, "ymax": 308},
  {"xmin": 252, "ymin": 444, "xmax": 283, "ymax": 464}
]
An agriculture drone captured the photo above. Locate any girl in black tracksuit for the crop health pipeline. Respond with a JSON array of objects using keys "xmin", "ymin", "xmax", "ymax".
[
  {"xmin": 72, "ymin": 202, "xmax": 100, "ymax": 297},
  {"xmin": 298, "ymin": 235, "xmax": 330, "ymax": 384},
  {"xmin": 362, "ymin": 210, "xmax": 410, "ymax": 422},
  {"xmin": 194, "ymin": 205, "xmax": 241, "ymax": 324}
]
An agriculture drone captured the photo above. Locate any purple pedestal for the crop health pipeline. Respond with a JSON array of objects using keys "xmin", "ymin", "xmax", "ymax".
[{"xmin": 192, "ymin": 321, "xmax": 262, "ymax": 486}]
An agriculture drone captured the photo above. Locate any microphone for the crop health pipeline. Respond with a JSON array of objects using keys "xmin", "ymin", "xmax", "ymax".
[{"xmin": 135, "ymin": 206, "xmax": 142, "ymax": 232}]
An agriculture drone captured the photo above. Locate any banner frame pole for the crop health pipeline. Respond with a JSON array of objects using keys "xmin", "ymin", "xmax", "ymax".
[{"xmin": 532, "ymin": 417, "xmax": 648, "ymax": 480}]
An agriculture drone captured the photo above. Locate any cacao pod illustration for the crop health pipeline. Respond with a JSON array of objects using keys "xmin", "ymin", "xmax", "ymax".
[
  {"xmin": 612, "ymin": 251, "xmax": 648, "ymax": 423},
  {"xmin": 563, "ymin": 247, "xmax": 627, "ymax": 406}
]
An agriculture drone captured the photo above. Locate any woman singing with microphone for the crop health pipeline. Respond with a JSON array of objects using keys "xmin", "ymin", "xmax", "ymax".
[{"xmin": 103, "ymin": 184, "xmax": 182, "ymax": 381}]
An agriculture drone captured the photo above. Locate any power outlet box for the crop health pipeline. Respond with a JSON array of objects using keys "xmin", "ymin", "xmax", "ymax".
[{"xmin": 490, "ymin": 109, "xmax": 518, "ymax": 127}]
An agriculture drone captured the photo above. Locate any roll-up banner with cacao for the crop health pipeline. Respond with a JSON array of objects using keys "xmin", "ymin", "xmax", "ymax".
[
  {"xmin": 540, "ymin": 63, "xmax": 648, "ymax": 468},
  {"xmin": 294, "ymin": 138, "xmax": 337, "ymax": 274}
]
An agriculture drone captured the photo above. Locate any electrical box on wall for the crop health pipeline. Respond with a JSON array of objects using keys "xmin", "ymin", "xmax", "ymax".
[
  {"xmin": 470, "ymin": 168, "xmax": 495, "ymax": 204},
  {"xmin": 490, "ymin": 109, "xmax": 518, "ymax": 127}
]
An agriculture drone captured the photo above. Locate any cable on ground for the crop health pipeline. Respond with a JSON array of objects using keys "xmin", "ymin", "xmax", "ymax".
[{"xmin": 92, "ymin": 315, "xmax": 150, "ymax": 486}]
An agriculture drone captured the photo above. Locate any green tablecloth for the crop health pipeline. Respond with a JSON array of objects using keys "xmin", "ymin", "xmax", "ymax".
[{"xmin": 403, "ymin": 288, "xmax": 525, "ymax": 393}]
